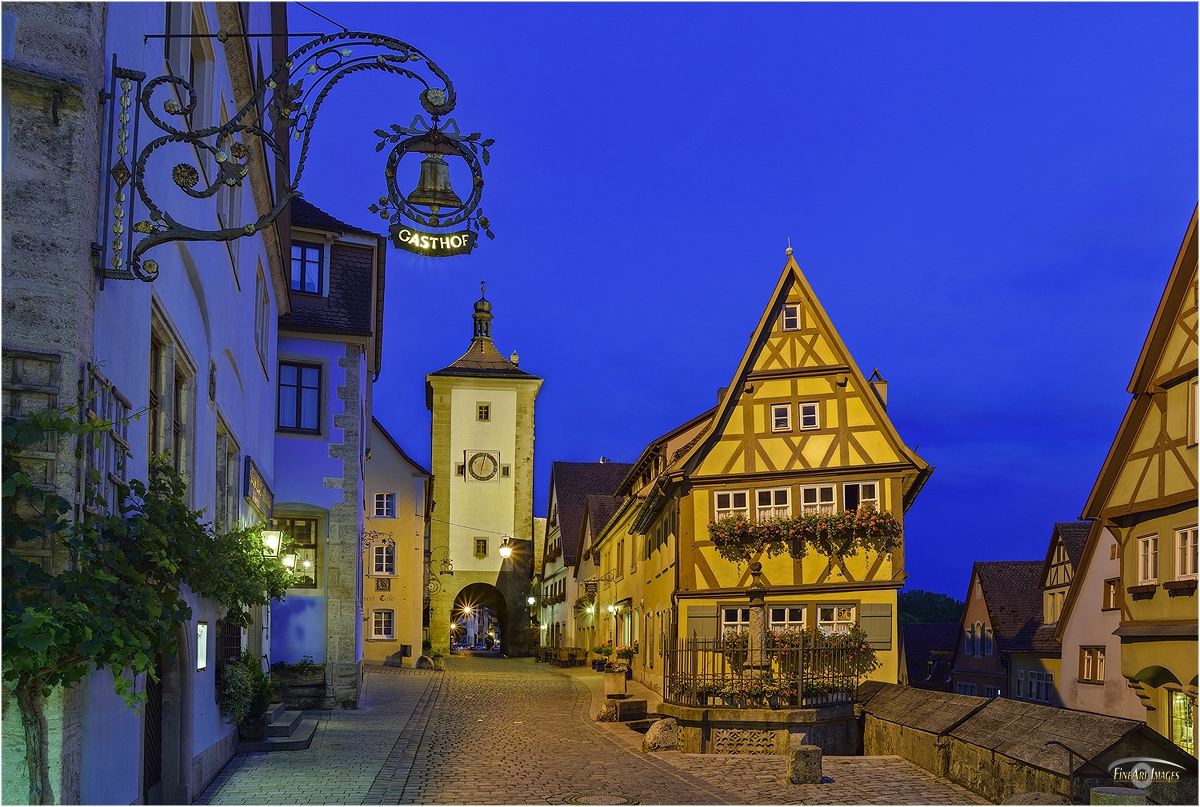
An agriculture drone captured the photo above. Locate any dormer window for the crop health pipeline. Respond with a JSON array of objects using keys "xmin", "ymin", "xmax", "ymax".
[
  {"xmin": 781, "ymin": 303, "xmax": 800, "ymax": 331},
  {"xmin": 291, "ymin": 242, "xmax": 323, "ymax": 294}
]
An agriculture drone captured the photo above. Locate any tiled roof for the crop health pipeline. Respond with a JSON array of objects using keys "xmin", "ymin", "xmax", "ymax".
[
  {"xmin": 901, "ymin": 622, "xmax": 958, "ymax": 691},
  {"xmin": 1055, "ymin": 521, "xmax": 1091, "ymax": 569},
  {"xmin": 291, "ymin": 196, "xmax": 381, "ymax": 238},
  {"xmin": 549, "ymin": 461, "xmax": 634, "ymax": 566},
  {"xmin": 584, "ymin": 494, "xmax": 624, "ymax": 544},
  {"xmin": 429, "ymin": 337, "xmax": 540, "ymax": 379},
  {"xmin": 857, "ymin": 682, "xmax": 986, "ymax": 734},
  {"xmin": 976, "ymin": 561, "xmax": 1059, "ymax": 654},
  {"xmin": 283, "ymin": 199, "xmax": 380, "ymax": 336}
]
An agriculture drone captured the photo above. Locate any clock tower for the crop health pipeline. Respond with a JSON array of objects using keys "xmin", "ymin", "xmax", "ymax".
[{"xmin": 425, "ymin": 286, "xmax": 543, "ymax": 656}]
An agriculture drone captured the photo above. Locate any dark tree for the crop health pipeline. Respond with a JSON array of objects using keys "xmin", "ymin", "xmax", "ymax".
[{"xmin": 898, "ymin": 588, "xmax": 965, "ymax": 624}]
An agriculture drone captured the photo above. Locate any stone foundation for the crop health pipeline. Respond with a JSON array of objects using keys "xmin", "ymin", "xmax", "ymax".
[{"xmin": 657, "ymin": 701, "xmax": 857, "ymax": 755}]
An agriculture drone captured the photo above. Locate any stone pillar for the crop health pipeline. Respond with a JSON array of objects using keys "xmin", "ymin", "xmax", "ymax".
[{"xmin": 747, "ymin": 561, "xmax": 769, "ymax": 658}]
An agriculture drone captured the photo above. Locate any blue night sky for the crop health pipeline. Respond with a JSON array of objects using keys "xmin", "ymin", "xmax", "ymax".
[{"xmin": 294, "ymin": 2, "xmax": 1198, "ymax": 598}]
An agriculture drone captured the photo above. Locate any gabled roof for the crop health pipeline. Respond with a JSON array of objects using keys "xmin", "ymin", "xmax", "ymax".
[
  {"xmin": 973, "ymin": 561, "xmax": 1059, "ymax": 655},
  {"xmin": 546, "ymin": 461, "xmax": 634, "ymax": 566},
  {"xmin": 1053, "ymin": 520, "xmax": 1105, "ymax": 643},
  {"xmin": 429, "ymin": 337, "xmax": 540, "ymax": 380},
  {"xmin": 291, "ymin": 196, "xmax": 382, "ymax": 239},
  {"xmin": 1083, "ymin": 207, "xmax": 1199, "ymax": 521},
  {"xmin": 671, "ymin": 253, "xmax": 930, "ymax": 505},
  {"xmin": 1037, "ymin": 521, "xmax": 1091, "ymax": 588},
  {"xmin": 901, "ymin": 622, "xmax": 958, "ymax": 691},
  {"xmin": 371, "ymin": 416, "xmax": 430, "ymax": 477}
]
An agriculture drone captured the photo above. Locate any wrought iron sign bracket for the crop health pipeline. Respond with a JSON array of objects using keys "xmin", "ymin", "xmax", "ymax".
[{"xmin": 97, "ymin": 29, "xmax": 494, "ymax": 286}]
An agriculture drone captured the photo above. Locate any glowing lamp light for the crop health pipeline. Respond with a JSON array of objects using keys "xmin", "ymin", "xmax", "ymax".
[
  {"xmin": 260, "ymin": 529, "xmax": 283, "ymax": 557},
  {"xmin": 498, "ymin": 537, "xmax": 513, "ymax": 559},
  {"xmin": 586, "ymin": 605, "xmax": 595, "ymax": 615},
  {"xmin": 527, "ymin": 595, "xmax": 536, "ymax": 606},
  {"xmin": 462, "ymin": 606, "xmax": 473, "ymax": 616},
  {"xmin": 282, "ymin": 553, "xmax": 297, "ymax": 570},
  {"xmin": 606, "ymin": 604, "xmax": 616, "ymax": 614},
  {"xmin": 302, "ymin": 560, "xmax": 312, "ymax": 570}
]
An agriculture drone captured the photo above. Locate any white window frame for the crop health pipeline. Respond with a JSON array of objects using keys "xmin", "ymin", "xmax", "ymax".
[
  {"xmin": 371, "ymin": 609, "xmax": 394, "ymax": 639},
  {"xmin": 842, "ymin": 481, "xmax": 879, "ymax": 512},
  {"xmin": 817, "ymin": 604, "xmax": 855, "ymax": 635},
  {"xmin": 1138, "ymin": 534, "xmax": 1159, "ymax": 584},
  {"xmin": 1016, "ymin": 669, "xmax": 1024, "ymax": 698},
  {"xmin": 769, "ymin": 605, "xmax": 806, "ymax": 631},
  {"xmin": 800, "ymin": 484, "xmax": 835, "ymax": 515},
  {"xmin": 254, "ymin": 264, "xmax": 270, "ymax": 367},
  {"xmin": 781, "ymin": 303, "xmax": 800, "ymax": 331},
  {"xmin": 373, "ymin": 544, "xmax": 395, "ymax": 576},
  {"xmin": 714, "ymin": 490, "xmax": 749, "ymax": 520},
  {"xmin": 721, "ymin": 606, "xmax": 751, "ymax": 635},
  {"xmin": 756, "ymin": 487, "xmax": 790, "ymax": 521},
  {"xmin": 973, "ymin": 621, "xmax": 984, "ymax": 658},
  {"xmin": 1176, "ymin": 527, "xmax": 1198, "ymax": 580},
  {"xmin": 798, "ymin": 402, "xmax": 819, "ymax": 430},
  {"xmin": 214, "ymin": 416, "xmax": 240, "ymax": 534},
  {"xmin": 771, "ymin": 403, "xmax": 791, "ymax": 432},
  {"xmin": 374, "ymin": 492, "xmax": 396, "ymax": 519}
]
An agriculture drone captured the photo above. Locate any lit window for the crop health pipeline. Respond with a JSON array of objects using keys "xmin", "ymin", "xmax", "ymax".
[
  {"xmin": 374, "ymin": 492, "xmax": 396, "ymax": 519},
  {"xmin": 756, "ymin": 488, "xmax": 790, "ymax": 521},
  {"xmin": 373, "ymin": 544, "xmax": 395, "ymax": 575},
  {"xmin": 372, "ymin": 610, "xmax": 394, "ymax": 639},
  {"xmin": 477, "ymin": 402, "xmax": 490, "ymax": 422},
  {"xmin": 1170, "ymin": 690, "xmax": 1195, "ymax": 756},
  {"xmin": 843, "ymin": 481, "xmax": 878, "ymax": 512},
  {"xmin": 1177, "ymin": 527, "xmax": 1198, "ymax": 580},
  {"xmin": 278, "ymin": 362, "xmax": 320, "ymax": 432},
  {"xmin": 984, "ymin": 686, "xmax": 1001, "ymax": 698},
  {"xmin": 781, "ymin": 303, "xmax": 800, "ymax": 331},
  {"xmin": 798, "ymin": 402, "xmax": 819, "ymax": 430},
  {"xmin": 1138, "ymin": 534, "xmax": 1158, "ymax": 583},
  {"xmin": 800, "ymin": 485, "xmax": 835, "ymax": 514},
  {"xmin": 291, "ymin": 242, "xmax": 323, "ymax": 294},
  {"xmin": 771, "ymin": 404, "xmax": 791, "ymax": 432},
  {"xmin": 273, "ymin": 516, "xmax": 318, "ymax": 588},
  {"xmin": 817, "ymin": 605, "xmax": 855, "ymax": 634},
  {"xmin": 714, "ymin": 490, "xmax": 749, "ymax": 520}
]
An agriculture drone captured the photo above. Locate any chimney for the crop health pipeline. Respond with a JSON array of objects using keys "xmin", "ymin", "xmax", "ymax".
[
  {"xmin": 868, "ymin": 368, "xmax": 888, "ymax": 410},
  {"xmin": 599, "ymin": 456, "xmax": 607, "ymax": 463}
]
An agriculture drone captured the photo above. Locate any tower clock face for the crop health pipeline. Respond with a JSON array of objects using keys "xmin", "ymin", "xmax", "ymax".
[{"xmin": 467, "ymin": 451, "xmax": 499, "ymax": 481}]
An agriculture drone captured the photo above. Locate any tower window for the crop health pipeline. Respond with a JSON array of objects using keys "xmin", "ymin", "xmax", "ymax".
[
  {"xmin": 475, "ymin": 538, "xmax": 488, "ymax": 557},
  {"xmin": 477, "ymin": 402, "xmax": 490, "ymax": 421}
]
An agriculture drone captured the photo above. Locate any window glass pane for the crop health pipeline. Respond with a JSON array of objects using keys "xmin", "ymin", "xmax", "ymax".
[
  {"xmin": 863, "ymin": 483, "xmax": 876, "ymax": 499},
  {"xmin": 732, "ymin": 492, "xmax": 746, "ymax": 508},
  {"xmin": 758, "ymin": 491, "xmax": 772, "ymax": 507},
  {"xmin": 802, "ymin": 488, "xmax": 816, "ymax": 504},
  {"xmin": 278, "ymin": 383, "xmax": 296, "ymax": 428},
  {"xmin": 716, "ymin": 493, "xmax": 730, "ymax": 509},
  {"xmin": 725, "ymin": 608, "xmax": 740, "ymax": 622},
  {"xmin": 280, "ymin": 364, "xmax": 296, "ymax": 385},
  {"xmin": 819, "ymin": 487, "xmax": 834, "ymax": 503},
  {"xmin": 771, "ymin": 608, "xmax": 785, "ymax": 622},
  {"xmin": 775, "ymin": 490, "xmax": 788, "ymax": 505},
  {"xmin": 301, "ymin": 388, "xmax": 319, "ymax": 429},
  {"xmin": 740, "ymin": 609, "xmax": 749, "ymax": 621},
  {"xmin": 789, "ymin": 608, "xmax": 802, "ymax": 622}
]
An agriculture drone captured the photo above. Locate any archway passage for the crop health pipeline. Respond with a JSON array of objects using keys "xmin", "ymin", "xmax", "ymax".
[{"xmin": 452, "ymin": 583, "xmax": 511, "ymax": 656}]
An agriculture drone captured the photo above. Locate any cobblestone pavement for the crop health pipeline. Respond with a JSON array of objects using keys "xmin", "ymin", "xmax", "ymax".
[{"xmin": 199, "ymin": 656, "xmax": 985, "ymax": 805}]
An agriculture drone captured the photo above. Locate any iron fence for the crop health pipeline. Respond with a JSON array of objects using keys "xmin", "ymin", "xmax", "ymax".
[{"xmin": 663, "ymin": 633, "xmax": 862, "ymax": 709}]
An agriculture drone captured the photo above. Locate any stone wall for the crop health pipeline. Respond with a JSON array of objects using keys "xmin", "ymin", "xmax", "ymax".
[{"xmin": 658, "ymin": 702, "xmax": 858, "ymax": 756}]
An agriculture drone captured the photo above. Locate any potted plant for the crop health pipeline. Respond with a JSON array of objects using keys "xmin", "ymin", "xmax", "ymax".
[
  {"xmin": 219, "ymin": 655, "xmax": 277, "ymax": 741},
  {"xmin": 593, "ymin": 640, "xmax": 613, "ymax": 671}
]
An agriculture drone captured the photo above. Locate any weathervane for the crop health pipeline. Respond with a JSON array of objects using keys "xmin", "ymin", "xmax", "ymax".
[{"xmin": 98, "ymin": 29, "xmax": 493, "ymax": 285}]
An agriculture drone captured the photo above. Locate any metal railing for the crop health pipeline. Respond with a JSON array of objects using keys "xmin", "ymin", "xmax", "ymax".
[{"xmin": 663, "ymin": 634, "xmax": 861, "ymax": 709}]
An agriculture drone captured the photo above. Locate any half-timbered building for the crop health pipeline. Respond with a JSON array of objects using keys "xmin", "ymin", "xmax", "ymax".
[{"xmin": 1080, "ymin": 208, "xmax": 1197, "ymax": 755}]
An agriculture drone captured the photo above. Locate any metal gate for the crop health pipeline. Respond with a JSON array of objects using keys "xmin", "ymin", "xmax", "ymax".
[{"xmin": 142, "ymin": 658, "xmax": 163, "ymax": 804}]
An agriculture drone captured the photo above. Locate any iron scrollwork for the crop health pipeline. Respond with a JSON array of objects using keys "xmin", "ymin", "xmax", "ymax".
[{"xmin": 99, "ymin": 30, "xmax": 493, "ymax": 284}]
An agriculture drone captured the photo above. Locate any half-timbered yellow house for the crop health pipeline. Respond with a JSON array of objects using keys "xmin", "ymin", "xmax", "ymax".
[
  {"xmin": 597, "ymin": 250, "xmax": 930, "ymax": 692},
  {"xmin": 1081, "ymin": 209, "xmax": 1198, "ymax": 755}
]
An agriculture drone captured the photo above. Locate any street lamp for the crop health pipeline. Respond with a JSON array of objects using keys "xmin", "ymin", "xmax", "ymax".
[
  {"xmin": 260, "ymin": 529, "xmax": 282, "ymax": 557},
  {"xmin": 498, "ymin": 537, "xmax": 513, "ymax": 559},
  {"xmin": 527, "ymin": 595, "xmax": 536, "ymax": 606}
]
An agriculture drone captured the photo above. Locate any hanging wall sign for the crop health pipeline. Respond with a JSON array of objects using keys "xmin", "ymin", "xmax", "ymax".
[
  {"xmin": 243, "ymin": 456, "xmax": 274, "ymax": 518},
  {"xmin": 390, "ymin": 223, "xmax": 475, "ymax": 257}
]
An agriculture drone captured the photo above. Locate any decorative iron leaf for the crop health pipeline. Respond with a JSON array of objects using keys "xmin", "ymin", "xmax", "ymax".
[
  {"xmin": 485, "ymin": 229, "xmax": 494, "ymax": 240},
  {"xmin": 374, "ymin": 129, "xmax": 389, "ymax": 138},
  {"xmin": 465, "ymin": 132, "xmax": 480, "ymax": 141},
  {"xmin": 391, "ymin": 123, "xmax": 404, "ymax": 133},
  {"xmin": 368, "ymin": 204, "xmax": 379, "ymax": 213},
  {"xmin": 482, "ymin": 149, "xmax": 490, "ymax": 166},
  {"xmin": 481, "ymin": 139, "xmax": 495, "ymax": 148},
  {"xmin": 375, "ymin": 141, "xmax": 385, "ymax": 152}
]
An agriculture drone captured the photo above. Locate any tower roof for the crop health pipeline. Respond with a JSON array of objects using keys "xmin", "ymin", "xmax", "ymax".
[{"xmin": 429, "ymin": 283, "xmax": 540, "ymax": 379}]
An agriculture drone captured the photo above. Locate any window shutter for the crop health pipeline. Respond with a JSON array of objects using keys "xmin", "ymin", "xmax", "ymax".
[
  {"xmin": 860, "ymin": 603, "xmax": 892, "ymax": 650},
  {"xmin": 685, "ymin": 605, "xmax": 718, "ymax": 640}
]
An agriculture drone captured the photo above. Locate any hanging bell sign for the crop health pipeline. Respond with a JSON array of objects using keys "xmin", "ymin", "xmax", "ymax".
[{"xmin": 375, "ymin": 125, "xmax": 490, "ymax": 258}]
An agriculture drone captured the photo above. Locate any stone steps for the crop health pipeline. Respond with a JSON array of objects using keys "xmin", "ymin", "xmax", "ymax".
[{"xmin": 236, "ymin": 701, "xmax": 319, "ymax": 753}]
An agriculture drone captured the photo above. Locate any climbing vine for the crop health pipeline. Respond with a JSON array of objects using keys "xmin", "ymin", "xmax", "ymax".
[{"xmin": 2, "ymin": 408, "xmax": 292, "ymax": 804}]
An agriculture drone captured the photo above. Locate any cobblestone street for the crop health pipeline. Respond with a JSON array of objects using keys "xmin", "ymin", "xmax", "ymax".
[{"xmin": 199, "ymin": 656, "xmax": 984, "ymax": 805}]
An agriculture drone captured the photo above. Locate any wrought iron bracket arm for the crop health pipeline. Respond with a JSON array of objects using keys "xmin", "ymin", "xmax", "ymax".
[{"xmin": 98, "ymin": 30, "xmax": 493, "ymax": 283}]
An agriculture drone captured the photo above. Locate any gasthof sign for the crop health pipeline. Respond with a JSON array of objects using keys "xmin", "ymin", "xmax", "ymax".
[
  {"xmin": 243, "ymin": 455, "xmax": 274, "ymax": 518},
  {"xmin": 390, "ymin": 224, "xmax": 475, "ymax": 256}
]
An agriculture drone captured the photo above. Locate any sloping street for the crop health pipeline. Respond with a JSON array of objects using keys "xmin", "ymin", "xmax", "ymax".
[{"xmin": 199, "ymin": 657, "xmax": 983, "ymax": 805}]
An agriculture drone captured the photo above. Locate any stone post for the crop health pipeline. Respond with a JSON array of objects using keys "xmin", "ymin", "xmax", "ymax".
[{"xmin": 747, "ymin": 561, "xmax": 769, "ymax": 660}]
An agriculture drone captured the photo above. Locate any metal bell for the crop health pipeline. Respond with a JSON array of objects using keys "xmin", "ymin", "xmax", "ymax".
[{"xmin": 408, "ymin": 153, "xmax": 462, "ymax": 212}]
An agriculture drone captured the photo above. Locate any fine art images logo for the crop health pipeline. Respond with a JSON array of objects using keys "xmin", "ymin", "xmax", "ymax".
[{"xmin": 1107, "ymin": 757, "xmax": 1188, "ymax": 789}]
